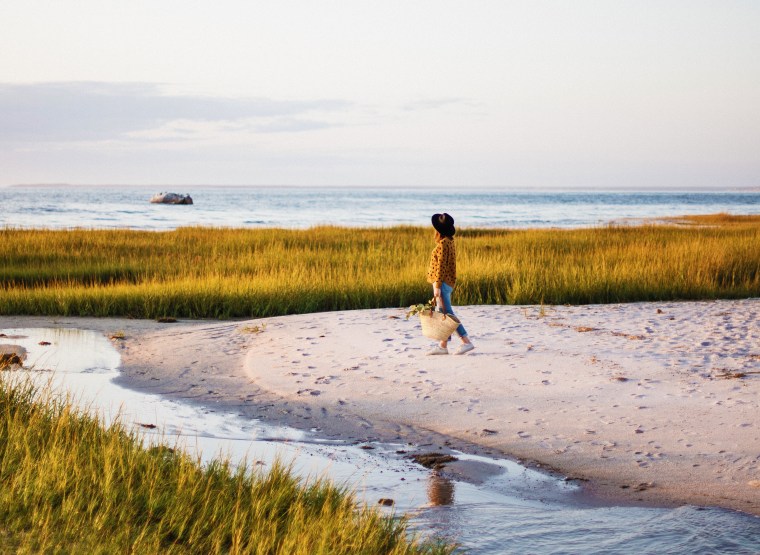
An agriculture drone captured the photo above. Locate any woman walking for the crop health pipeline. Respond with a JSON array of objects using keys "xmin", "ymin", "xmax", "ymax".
[{"xmin": 426, "ymin": 213, "xmax": 474, "ymax": 355}]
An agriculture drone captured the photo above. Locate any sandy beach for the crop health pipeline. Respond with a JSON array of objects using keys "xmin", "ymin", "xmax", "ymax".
[{"xmin": 2, "ymin": 299, "xmax": 759, "ymax": 516}]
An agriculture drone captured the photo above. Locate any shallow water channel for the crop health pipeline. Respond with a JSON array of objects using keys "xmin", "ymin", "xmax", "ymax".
[{"xmin": 3, "ymin": 327, "xmax": 760, "ymax": 554}]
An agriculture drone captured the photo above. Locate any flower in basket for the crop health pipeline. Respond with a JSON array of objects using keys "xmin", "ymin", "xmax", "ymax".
[{"xmin": 405, "ymin": 299, "xmax": 436, "ymax": 320}]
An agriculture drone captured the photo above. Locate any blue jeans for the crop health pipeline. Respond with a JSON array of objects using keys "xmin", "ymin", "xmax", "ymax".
[{"xmin": 435, "ymin": 282, "xmax": 467, "ymax": 339}]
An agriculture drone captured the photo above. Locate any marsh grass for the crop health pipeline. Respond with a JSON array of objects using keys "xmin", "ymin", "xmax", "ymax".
[
  {"xmin": 0, "ymin": 377, "xmax": 453, "ymax": 554},
  {"xmin": 1, "ymin": 216, "xmax": 758, "ymax": 318}
]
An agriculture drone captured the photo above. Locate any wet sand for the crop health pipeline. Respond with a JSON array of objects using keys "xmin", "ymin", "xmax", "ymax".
[{"xmin": 2, "ymin": 299, "xmax": 759, "ymax": 515}]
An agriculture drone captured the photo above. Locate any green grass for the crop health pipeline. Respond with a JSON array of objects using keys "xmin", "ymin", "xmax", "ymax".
[
  {"xmin": 1, "ymin": 215, "xmax": 758, "ymax": 318},
  {"xmin": 0, "ymin": 377, "xmax": 453, "ymax": 554}
]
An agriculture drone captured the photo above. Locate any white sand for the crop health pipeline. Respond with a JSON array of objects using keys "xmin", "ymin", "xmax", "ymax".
[{"xmin": 3, "ymin": 299, "xmax": 759, "ymax": 515}]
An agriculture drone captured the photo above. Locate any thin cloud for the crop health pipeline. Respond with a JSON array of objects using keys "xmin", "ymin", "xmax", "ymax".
[
  {"xmin": 253, "ymin": 118, "xmax": 336, "ymax": 134},
  {"xmin": 401, "ymin": 97, "xmax": 481, "ymax": 112},
  {"xmin": 0, "ymin": 82, "xmax": 351, "ymax": 142}
]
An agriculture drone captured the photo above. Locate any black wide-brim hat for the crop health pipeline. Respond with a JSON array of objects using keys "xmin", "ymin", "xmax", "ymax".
[{"xmin": 432, "ymin": 213, "xmax": 455, "ymax": 237}]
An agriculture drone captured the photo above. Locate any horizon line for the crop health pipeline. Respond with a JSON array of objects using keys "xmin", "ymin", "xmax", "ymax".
[{"xmin": 4, "ymin": 183, "xmax": 759, "ymax": 193}]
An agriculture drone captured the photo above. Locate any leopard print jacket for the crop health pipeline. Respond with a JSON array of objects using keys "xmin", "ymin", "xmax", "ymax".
[{"xmin": 426, "ymin": 237, "xmax": 456, "ymax": 286}]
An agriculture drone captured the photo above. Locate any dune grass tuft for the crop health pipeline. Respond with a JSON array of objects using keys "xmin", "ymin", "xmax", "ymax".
[
  {"xmin": 0, "ymin": 377, "xmax": 453, "ymax": 554},
  {"xmin": 1, "ymin": 217, "xmax": 758, "ymax": 318}
]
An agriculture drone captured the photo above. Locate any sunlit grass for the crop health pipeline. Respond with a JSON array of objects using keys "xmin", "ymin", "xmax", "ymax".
[
  {"xmin": 0, "ymin": 377, "xmax": 453, "ymax": 554},
  {"xmin": 1, "ymin": 216, "xmax": 758, "ymax": 318}
]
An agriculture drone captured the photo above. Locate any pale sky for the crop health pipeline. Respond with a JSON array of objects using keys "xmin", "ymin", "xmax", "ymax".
[{"xmin": 1, "ymin": 1, "xmax": 758, "ymax": 188}]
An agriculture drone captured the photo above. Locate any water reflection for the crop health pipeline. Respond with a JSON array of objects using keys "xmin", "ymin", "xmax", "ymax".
[{"xmin": 427, "ymin": 472, "xmax": 455, "ymax": 506}]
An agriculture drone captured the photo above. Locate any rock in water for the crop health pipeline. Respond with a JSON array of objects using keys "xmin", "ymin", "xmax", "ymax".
[
  {"xmin": 150, "ymin": 192, "xmax": 193, "ymax": 205},
  {"xmin": 0, "ymin": 345, "xmax": 27, "ymax": 369}
]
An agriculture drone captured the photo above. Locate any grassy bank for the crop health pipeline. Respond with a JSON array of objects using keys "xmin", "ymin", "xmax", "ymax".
[
  {"xmin": 1, "ymin": 215, "xmax": 758, "ymax": 318},
  {"xmin": 0, "ymin": 377, "xmax": 452, "ymax": 554}
]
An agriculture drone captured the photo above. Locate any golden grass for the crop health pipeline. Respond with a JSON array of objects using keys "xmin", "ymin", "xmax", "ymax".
[
  {"xmin": 0, "ymin": 377, "xmax": 453, "ymax": 554},
  {"xmin": 666, "ymin": 213, "xmax": 760, "ymax": 225},
  {"xmin": 1, "ymin": 217, "xmax": 758, "ymax": 318}
]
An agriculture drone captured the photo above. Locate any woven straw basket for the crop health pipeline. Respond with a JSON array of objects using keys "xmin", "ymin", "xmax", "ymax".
[{"xmin": 419, "ymin": 309, "xmax": 461, "ymax": 341}]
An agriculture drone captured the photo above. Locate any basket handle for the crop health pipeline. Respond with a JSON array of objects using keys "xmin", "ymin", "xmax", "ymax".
[{"xmin": 431, "ymin": 295, "xmax": 447, "ymax": 315}]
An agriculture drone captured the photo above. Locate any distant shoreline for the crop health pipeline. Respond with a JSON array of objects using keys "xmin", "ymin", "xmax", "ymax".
[{"xmin": 5, "ymin": 182, "xmax": 760, "ymax": 193}]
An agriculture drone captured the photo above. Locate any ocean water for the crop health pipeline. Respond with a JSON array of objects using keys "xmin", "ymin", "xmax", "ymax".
[{"xmin": 1, "ymin": 185, "xmax": 759, "ymax": 230}]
